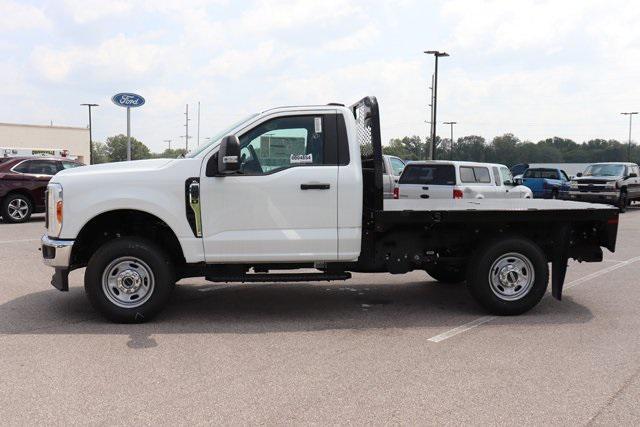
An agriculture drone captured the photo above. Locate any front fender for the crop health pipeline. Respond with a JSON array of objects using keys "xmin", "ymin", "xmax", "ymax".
[{"xmin": 52, "ymin": 158, "xmax": 205, "ymax": 263}]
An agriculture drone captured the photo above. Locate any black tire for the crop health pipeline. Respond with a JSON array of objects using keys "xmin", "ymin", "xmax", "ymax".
[
  {"xmin": 1, "ymin": 193, "xmax": 33, "ymax": 223},
  {"xmin": 466, "ymin": 237, "xmax": 548, "ymax": 315},
  {"xmin": 619, "ymin": 190, "xmax": 627, "ymax": 213},
  {"xmin": 84, "ymin": 237, "xmax": 175, "ymax": 323},
  {"xmin": 425, "ymin": 264, "xmax": 466, "ymax": 284}
]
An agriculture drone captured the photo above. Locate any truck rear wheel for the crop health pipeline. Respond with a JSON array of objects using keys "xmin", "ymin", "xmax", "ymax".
[
  {"xmin": 467, "ymin": 237, "xmax": 548, "ymax": 315},
  {"xmin": 425, "ymin": 264, "xmax": 466, "ymax": 284},
  {"xmin": 84, "ymin": 237, "xmax": 175, "ymax": 323}
]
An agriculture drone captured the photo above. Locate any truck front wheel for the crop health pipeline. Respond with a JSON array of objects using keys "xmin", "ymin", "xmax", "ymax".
[
  {"xmin": 84, "ymin": 237, "xmax": 175, "ymax": 323},
  {"xmin": 467, "ymin": 237, "xmax": 548, "ymax": 315},
  {"xmin": 619, "ymin": 190, "xmax": 628, "ymax": 213}
]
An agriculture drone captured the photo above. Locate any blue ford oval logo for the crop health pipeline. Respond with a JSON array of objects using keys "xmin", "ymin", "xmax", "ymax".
[{"xmin": 111, "ymin": 92, "xmax": 145, "ymax": 108}]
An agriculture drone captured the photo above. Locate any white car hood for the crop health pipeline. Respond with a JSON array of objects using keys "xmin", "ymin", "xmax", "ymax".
[
  {"xmin": 55, "ymin": 158, "xmax": 176, "ymax": 178},
  {"xmin": 574, "ymin": 175, "xmax": 619, "ymax": 181}
]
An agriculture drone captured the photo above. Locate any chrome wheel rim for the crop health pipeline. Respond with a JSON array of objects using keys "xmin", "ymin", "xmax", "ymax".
[
  {"xmin": 102, "ymin": 257, "xmax": 155, "ymax": 308},
  {"xmin": 7, "ymin": 198, "xmax": 29, "ymax": 220},
  {"xmin": 488, "ymin": 252, "xmax": 535, "ymax": 301}
]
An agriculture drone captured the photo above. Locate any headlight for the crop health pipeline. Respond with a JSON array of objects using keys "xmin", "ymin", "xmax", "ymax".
[
  {"xmin": 604, "ymin": 181, "xmax": 617, "ymax": 189},
  {"xmin": 47, "ymin": 183, "xmax": 63, "ymax": 237},
  {"xmin": 570, "ymin": 181, "xmax": 578, "ymax": 189}
]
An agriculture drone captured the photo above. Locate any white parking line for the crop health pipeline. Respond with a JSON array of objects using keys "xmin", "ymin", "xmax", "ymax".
[
  {"xmin": 428, "ymin": 316, "xmax": 495, "ymax": 343},
  {"xmin": 0, "ymin": 238, "xmax": 40, "ymax": 244},
  {"xmin": 197, "ymin": 284, "xmax": 237, "ymax": 292},
  {"xmin": 427, "ymin": 256, "xmax": 640, "ymax": 343},
  {"xmin": 564, "ymin": 255, "xmax": 640, "ymax": 290}
]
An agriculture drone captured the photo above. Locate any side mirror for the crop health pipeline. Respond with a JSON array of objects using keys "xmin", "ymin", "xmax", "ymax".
[
  {"xmin": 217, "ymin": 135, "xmax": 240, "ymax": 175},
  {"xmin": 513, "ymin": 178, "xmax": 522, "ymax": 185},
  {"xmin": 628, "ymin": 173, "xmax": 638, "ymax": 178},
  {"xmin": 576, "ymin": 172, "xmax": 583, "ymax": 177}
]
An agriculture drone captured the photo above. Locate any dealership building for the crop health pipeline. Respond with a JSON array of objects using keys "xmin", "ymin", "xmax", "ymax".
[{"xmin": 0, "ymin": 122, "xmax": 90, "ymax": 164}]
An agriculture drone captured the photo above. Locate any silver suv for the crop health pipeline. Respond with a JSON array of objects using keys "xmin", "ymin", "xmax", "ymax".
[{"xmin": 567, "ymin": 162, "xmax": 640, "ymax": 212}]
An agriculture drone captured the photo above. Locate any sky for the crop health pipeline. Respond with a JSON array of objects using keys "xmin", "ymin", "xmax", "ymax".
[{"xmin": 1, "ymin": 0, "xmax": 640, "ymax": 153}]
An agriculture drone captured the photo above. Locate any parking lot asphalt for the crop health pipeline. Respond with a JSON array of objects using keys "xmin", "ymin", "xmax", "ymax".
[{"xmin": 1, "ymin": 208, "xmax": 640, "ymax": 425}]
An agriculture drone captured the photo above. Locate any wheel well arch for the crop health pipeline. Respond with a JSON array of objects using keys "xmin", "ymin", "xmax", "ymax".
[
  {"xmin": 70, "ymin": 209, "xmax": 186, "ymax": 269},
  {"xmin": 2, "ymin": 189, "xmax": 35, "ymax": 205}
]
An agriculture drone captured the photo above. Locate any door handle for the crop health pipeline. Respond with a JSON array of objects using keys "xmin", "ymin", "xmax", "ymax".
[{"xmin": 300, "ymin": 183, "xmax": 330, "ymax": 190}]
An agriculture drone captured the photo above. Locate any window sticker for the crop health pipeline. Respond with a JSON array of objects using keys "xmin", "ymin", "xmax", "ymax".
[
  {"xmin": 290, "ymin": 153, "xmax": 313, "ymax": 164},
  {"xmin": 314, "ymin": 117, "xmax": 322, "ymax": 133},
  {"xmin": 222, "ymin": 155, "xmax": 238, "ymax": 164}
]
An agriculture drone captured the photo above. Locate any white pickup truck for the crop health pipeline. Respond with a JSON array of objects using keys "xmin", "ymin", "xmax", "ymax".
[{"xmin": 41, "ymin": 97, "xmax": 619, "ymax": 323}]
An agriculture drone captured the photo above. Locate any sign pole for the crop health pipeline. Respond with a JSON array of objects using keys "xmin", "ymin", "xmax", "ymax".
[
  {"xmin": 126, "ymin": 106, "xmax": 131, "ymax": 161},
  {"xmin": 111, "ymin": 92, "xmax": 145, "ymax": 161}
]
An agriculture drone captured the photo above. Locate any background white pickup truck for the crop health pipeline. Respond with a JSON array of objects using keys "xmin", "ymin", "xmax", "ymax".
[
  {"xmin": 42, "ymin": 97, "xmax": 619, "ymax": 323},
  {"xmin": 395, "ymin": 161, "xmax": 532, "ymax": 200}
]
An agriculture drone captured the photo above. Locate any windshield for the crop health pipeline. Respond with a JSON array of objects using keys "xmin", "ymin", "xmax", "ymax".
[
  {"xmin": 583, "ymin": 164, "xmax": 625, "ymax": 177},
  {"xmin": 523, "ymin": 169, "xmax": 559, "ymax": 179},
  {"xmin": 186, "ymin": 113, "xmax": 259, "ymax": 158}
]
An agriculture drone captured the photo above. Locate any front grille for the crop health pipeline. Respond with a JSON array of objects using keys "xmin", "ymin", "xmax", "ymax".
[
  {"xmin": 578, "ymin": 179, "xmax": 611, "ymax": 185},
  {"xmin": 578, "ymin": 186, "xmax": 607, "ymax": 193}
]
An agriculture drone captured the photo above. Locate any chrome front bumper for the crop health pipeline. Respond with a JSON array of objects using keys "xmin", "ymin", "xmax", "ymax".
[
  {"xmin": 566, "ymin": 190, "xmax": 619, "ymax": 202},
  {"xmin": 41, "ymin": 234, "xmax": 74, "ymax": 268}
]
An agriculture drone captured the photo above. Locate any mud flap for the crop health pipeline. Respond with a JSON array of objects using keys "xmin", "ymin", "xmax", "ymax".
[
  {"xmin": 51, "ymin": 268, "xmax": 69, "ymax": 291},
  {"xmin": 552, "ymin": 225, "xmax": 570, "ymax": 300}
]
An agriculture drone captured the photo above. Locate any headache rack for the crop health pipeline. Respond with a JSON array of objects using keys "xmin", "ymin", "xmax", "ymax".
[{"xmin": 351, "ymin": 96, "xmax": 384, "ymax": 217}]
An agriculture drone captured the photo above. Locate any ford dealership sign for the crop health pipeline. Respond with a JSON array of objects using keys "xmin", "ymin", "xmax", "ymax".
[{"xmin": 111, "ymin": 93, "xmax": 145, "ymax": 108}]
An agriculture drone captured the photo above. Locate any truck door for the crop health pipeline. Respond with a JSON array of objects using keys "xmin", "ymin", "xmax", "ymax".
[
  {"xmin": 199, "ymin": 113, "xmax": 339, "ymax": 262},
  {"xmin": 382, "ymin": 156, "xmax": 406, "ymax": 198},
  {"xmin": 629, "ymin": 165, "xmax": 640, "ymax": 199},
  {"xmin": 382, "ymin": 156, "xmax": 393, "ymax": 199},
  {"xmin": 460, "ymin": 165, "xmax": 494, "ymax": 198},
  {"xmin": 491, "ymin": 166, "xmax": 505, "ymax": 197}
]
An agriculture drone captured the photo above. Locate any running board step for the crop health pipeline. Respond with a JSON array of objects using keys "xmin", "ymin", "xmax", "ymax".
[{"xmin": 205, "ymin": 272, "xmax": 351, "ymax": 283}]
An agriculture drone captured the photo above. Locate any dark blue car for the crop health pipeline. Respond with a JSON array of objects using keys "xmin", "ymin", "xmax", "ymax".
[{"xmin": 520, "ymin": 168, "xmax": 571, "ymax": 199}]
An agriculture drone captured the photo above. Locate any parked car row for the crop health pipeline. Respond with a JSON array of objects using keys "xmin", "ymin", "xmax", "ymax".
[
  {"xmin": 1, "ymin": 152, "xmax": 637, "ymax": 226},
  {"xmin": 386, "ymin": 158, "xmax": 639, "ymax": 213},
  {"xmin": 0, "ymin": 156, "xmax": 83, "ymax": 223}
]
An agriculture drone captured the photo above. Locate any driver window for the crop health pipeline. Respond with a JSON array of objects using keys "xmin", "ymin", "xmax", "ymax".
[
  {"xmin": 389, "ymin": 157, "xmax": 405, "ymax": 176},
  {"xmin": 492, "ymin": 166, "xmax": 501, "ymax": 186},
  {"xmin": 499, "ymin": 167, "xmax": 513, "ymax": 185},
  {"xmin": 238, "ymin": 115, "xmax": 324, "ymax": 174}
]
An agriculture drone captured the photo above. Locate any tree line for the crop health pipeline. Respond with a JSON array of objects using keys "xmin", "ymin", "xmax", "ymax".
[
  {"xmin": 93, "ymin": 133, "xmax": 639, "ymax": 167},
  {"xmin": 92, "ymin": 134, "xmax": 187, "ymax": 163},
  {"xmin": 383, "ymin": 134, "xmax": 639, "ymax": 166}
]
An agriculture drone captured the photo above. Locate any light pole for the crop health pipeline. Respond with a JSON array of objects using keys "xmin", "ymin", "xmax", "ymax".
[
  {"xmin": 80, "ymin": 103, "xmax": 98, "ymax": 164},
  {"xmin": 424, "ymin": 50, "xmax": 449, "ymax": 160},
  {"xmin": 443, "ymin": 121, "xmax": 457, "ymax": 160},
  {"xmin": 164, "ymin": 139, "xmax": 172, "ymax": 150},
  {"xmin": 621, "ymin": 112, "xmax": 638, "ymax": 162}
]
